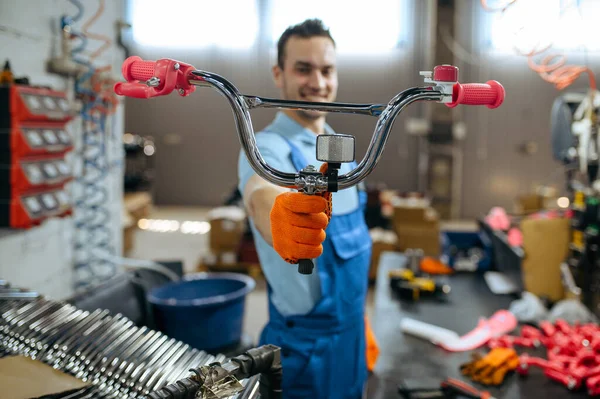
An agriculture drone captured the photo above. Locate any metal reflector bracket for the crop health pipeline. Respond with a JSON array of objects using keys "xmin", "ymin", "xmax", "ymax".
[{"xmin": 316, "ymin": 134, "xmax": 355, "ymax": 163}]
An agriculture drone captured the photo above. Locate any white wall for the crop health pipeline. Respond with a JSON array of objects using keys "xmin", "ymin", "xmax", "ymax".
[{"xmin": 0, "ymin": 0, "xmax": 126, "ymax": 299}]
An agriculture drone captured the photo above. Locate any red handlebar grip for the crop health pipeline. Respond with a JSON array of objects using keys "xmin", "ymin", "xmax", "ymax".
[
  {"xmin": 447, "ymin": 80, "xmax": 505, "ymax": 109},
  {"xmin": 122, "ymin": 56, "xmax": 156, "ymax": 82}
]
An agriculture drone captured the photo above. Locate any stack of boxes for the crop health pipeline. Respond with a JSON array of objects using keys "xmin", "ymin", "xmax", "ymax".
[
  {"xmin": 0, "ymin": 85, "xmax": 74, "ymax": 228},
  {"xmin": 369, "ymin": 228, "xmax": 398, "ymax": 280},
  {"xmin": 391, "ymin": 196, "xmax": 441, "ymax": 257},
  {"xmin": 204, "ymin": 206, "xmax": 247, "ymax": 268}
]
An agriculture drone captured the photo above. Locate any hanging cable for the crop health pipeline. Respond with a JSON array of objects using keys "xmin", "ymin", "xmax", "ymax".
[
  {"xmin": 81, "ymin": 0, "xmax": 112, "ymax": 62},
  {"xmin": 62, "ymin": 0, "xmax": 117, "ymax": 287},
  {"xmin": 67, "ymin": 0, "xmax": 84, "ymax": 23},
  {"xmin": 73, "ymin": 57, "xmax": 116, "ymax": 286},
  {"xmin": 65, "ymin": 0, "xmax": 175, "ymax": 287},
  {"xmin": 480, "ymin": 0, "xmax": 597, "ymax": 91}
]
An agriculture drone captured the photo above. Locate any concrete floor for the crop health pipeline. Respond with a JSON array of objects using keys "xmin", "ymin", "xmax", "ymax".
[{"xmin": 128, "ymin": 206, "xmax": 375, "ymax": 345}]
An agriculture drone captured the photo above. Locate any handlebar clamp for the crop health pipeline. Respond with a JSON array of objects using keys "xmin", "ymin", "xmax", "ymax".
[{"xmin": 297, "ymin": 166, "xmax": 327, "ymax": 195}]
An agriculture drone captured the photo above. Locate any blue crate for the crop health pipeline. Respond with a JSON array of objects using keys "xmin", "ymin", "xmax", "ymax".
[{"xmin": 441, "ymin": 230, "xmax": 493, "ymax": 271}]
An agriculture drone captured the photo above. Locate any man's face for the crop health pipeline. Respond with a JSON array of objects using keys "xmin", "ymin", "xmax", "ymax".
[{"xmin": 273, "ymin": 36, "xmax": 338, "ymax": 121}]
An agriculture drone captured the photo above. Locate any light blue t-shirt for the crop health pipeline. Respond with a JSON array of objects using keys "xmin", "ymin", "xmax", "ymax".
[{"xmin": 237, "ymin": 112, "xmax": 360, "ymax": 316}]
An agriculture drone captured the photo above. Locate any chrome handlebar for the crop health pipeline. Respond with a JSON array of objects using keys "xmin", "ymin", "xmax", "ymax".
[
  {"xmin": 114, "ymin": 57, "xmax": 505, "ymax": 194},
  {"xmin": 191, "ymin": 70, "xmax": 442, "ymax": 192}
]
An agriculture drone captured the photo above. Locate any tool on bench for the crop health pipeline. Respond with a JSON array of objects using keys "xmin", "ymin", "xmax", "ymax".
[
  {"xmin": 389, "ymin": 269, "xmax": 451, "ymax": 301},
  {"xmin": 398, "ymin": 377, "xmax": 495, "ymax": 399}
]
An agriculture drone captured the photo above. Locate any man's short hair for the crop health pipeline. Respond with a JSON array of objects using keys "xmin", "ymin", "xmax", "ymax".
[{"xmin": 276, "ymin": 19, "xmax": 336, "ymax": 69}]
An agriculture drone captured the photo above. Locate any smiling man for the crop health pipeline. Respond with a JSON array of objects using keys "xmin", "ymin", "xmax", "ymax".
[{"xmin": 238, "ymin": 19, "xmax": 372, "ymax": 399}]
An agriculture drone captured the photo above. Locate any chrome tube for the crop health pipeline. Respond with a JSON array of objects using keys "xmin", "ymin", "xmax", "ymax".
[
  {"xmin": 244, "ymin": 96, "xmax": 386, "ymax": 116},
  {"xmin": 337, "ymin": 89, "xmax": 442, "ymax": 189},
  {"xmin": 190, "ymin": 71, "xmax": 297, "ymax": 188},
  {"xmin": 190, "ymin": 70, "xmax": 443, "ymax": 192}
]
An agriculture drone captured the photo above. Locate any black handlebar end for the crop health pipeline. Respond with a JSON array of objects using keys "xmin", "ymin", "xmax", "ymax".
[{"xmin": 298, "ymin": 259, "xmax": 314, "ymax": 274}]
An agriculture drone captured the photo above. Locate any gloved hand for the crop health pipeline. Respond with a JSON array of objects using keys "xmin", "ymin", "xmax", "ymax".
[{"xmin": 270, "ymin": 164, "xmax": 332, "ymax": 264}]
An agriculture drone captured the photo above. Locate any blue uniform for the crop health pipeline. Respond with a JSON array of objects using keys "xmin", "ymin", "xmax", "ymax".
[{"xmin": 238, "ymin": 112, "xmax": 371, "ymax": 399}]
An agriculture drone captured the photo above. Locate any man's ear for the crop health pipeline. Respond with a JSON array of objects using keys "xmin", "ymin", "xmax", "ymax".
[{"xmin": 272, "ymin": 65, "xmax": 283, "ymax": 89}]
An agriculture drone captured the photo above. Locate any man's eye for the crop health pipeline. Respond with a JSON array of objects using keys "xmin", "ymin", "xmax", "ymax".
[{"xmin": 297, "ymin": 67, "xmax": 310, "ymax": 74}]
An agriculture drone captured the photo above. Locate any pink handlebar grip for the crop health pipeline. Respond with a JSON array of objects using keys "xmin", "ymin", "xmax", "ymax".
[
  {"xmin": 113, "ymin": 82, "xmax": 154, "ymax": 99},
  {"xmin": 447, "ymin": 80, "xmax": 505, "ymax": 109},
  {"xmin": 114, "ymin": 56, "xmax": 198, "ymax": 99},
  {"xmin": 122, "ymin": 56, "xmax": 156, "ymax": 82}
]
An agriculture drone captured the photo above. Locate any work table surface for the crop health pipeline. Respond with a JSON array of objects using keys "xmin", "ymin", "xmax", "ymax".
[{"xmin": 366, "ymin": 252, "xmax": 585, "ymax": 399}]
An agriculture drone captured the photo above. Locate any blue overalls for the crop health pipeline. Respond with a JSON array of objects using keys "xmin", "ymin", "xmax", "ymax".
[{"xmin": 259, "ymin": 137, "xmax": 372, "ymax": 399}]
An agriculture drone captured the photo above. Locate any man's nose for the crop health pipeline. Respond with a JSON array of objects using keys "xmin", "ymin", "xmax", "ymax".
[{"xmin": 308, "ymin": 70, "xmax": 326, "ymax": 90}]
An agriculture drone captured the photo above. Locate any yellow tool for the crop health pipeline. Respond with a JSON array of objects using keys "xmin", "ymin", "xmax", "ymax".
[{"xmin": 389, "ymin": 269, "xmax": 451, "ymax": 301}]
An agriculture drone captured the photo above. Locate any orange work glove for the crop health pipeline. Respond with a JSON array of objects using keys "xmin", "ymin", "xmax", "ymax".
[
  {"xmin": 270, "ymin": 164, "xmax": 332, "ymax": 264},
  {"xmin": 365, "ymin": 316, "xmax": 380, "ymax": 372}
]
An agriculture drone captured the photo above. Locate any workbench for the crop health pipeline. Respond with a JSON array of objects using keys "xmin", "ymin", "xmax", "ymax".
[{"xmin": 366, "ymin": 251, "xmax": 587, "ymax": 399}]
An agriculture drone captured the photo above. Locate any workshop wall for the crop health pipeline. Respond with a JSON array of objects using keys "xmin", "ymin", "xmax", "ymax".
[
  {"xmin": 124, "ymin": 0, "xmax": 436, "ymax": 206},
  {"xmin": 0, "ymin": 0, "xmax": 126, "ymax": 299},
  {"xmin": 123, "ymin": 0, "xmax": 595, "ymax": 217},
  {"xmin": 454, "ymin": 0, "xmax": 598, "ymax": 218}
]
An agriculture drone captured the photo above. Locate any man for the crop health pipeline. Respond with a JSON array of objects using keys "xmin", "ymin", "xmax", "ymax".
[{"xmin": 238, "ymin": 19, "xmax": 372, "ymax": 399}]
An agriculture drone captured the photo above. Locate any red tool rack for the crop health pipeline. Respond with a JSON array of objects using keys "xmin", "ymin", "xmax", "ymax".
[{"xmin": 0, "ymin": 84, "xmax": 74, "ymax": 228}]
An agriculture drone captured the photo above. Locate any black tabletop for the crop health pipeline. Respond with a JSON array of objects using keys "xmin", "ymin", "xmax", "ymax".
[{"xmin": 366, "ymin": 252, "xmax": 585, "ymax": 399}]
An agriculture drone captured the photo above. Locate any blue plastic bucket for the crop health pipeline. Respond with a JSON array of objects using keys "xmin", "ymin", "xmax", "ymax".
[{"xmin": 147, "ymin": 272, "xmax": 255, "ymax": 351}]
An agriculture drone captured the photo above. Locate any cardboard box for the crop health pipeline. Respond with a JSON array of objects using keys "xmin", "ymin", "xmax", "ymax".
[
  {"xmin": 124, "ymin": 191, "xmax": 152, "ymax": 222},
  {"xmin": 392, "ymin": 206, "xmax": 439, "ymax": 226},
  {"xmin": 390, "ymin": 198, "xmax": 440, "ymax": 256},
  {"xmin": 208, "ymin": 206, "xmax": 246, "ymax": 252},
  {"xmin": 0, "ymin": 356, "xmax": 88, "ymax": 399},
  {"xmin": 122, "ymin": 208, "xmax": 135, "ymax": 254},
  {"xmin": 396, "ymin": 224, "xmax": 441, "ymax": 256},
  {"xmin": 521, "ymin": 217, "xmax": 570, "ymax": 302},
  {"xmin": 369, "ymin": 228, "xmax": 399, "ymax": 280},
  {"xmin": 514, "ymin": 194, "xmax": 544, "ymax": 215},
  {"xmin": 202, "ymin": 250, "xmax": 239, "ymax": 267}
]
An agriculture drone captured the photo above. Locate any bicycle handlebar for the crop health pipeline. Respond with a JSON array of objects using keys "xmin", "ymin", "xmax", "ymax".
[
  {"xmin": 115, "ymin": 58, "xmax": 504, "ymax": 193},
  {"xmin": 114, "ymin": 59, "xmax": 504, "ymax": 275}
]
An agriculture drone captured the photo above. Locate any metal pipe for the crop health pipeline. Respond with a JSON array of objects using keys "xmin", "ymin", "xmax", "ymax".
[
  {"xmin": 189, "ymin": 71, "xmax": 444, "ymax": 192},
  {"xmin": 18, "ymin": 305, "xmax": 79, "ymax": 354},
  {"xmin": 244, "ymin": 96, "xmax": 386, "ymax": 116},
  {"xmin": 121, "ymin": 335, "xmax": 172, "ymax": 388},
  {"xmin": 90, "ymin": 331, "xmax": 168, "ymax": 385},
  {"xmin": 95, "ymin": 327, "xmax": 151, "ymax": 391},
  {"xmin": 239, "ymin": 375, "xmax": 261, "ymax": 399},
  {"xmin": 36, "ymin": 309, "xmax": 91, "ymax": 360},
  {"xmin": 0, "ymin": 291, "xmax": 39, "ymax": 300},
  {"xmin": 102, "ymin": 326, "xmax": 150, "ymax": 379},
  {"xmin": 76, "ymin": 322, "xmax": 140, "ymax": 380},
  {"xmin": 65, "ymin": 315, "xmax": 129, "ymax": 374},
  {"xmin": 2, "ymin": 302, "xmax": 62, "ymax": 347},
  {"xmin": 50, "ymin": 310, "xmax": 112, "ymax": 367},
  {"xmin": 109, "ymin": 330, "xmax": 164, "ymax": 385},
  {"xmin": 58, "ymin": 311, "xmax": 114, "ymax": 361},
  {"xmin": 135, "ymin": 341, "xmax": 188, "ymax": 395},
  {"xmin": 151, "ymin": 348, "xmax": 199, "ymax": 391},
  {"xmin": 112, "ymin": 329, "xmax": 161, "ymax": 380},
  {"xmin": 72, "ymin": 318, "xmax": 135, "ymax": 377},
  {"xmin": 0, "ymin": 300, "xmax": 40, "ymax": 323}
]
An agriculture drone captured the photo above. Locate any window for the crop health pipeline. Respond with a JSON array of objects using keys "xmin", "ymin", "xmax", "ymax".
[
  {"xmin": 488, "ymin": 0, "xmax": 600, "ymax": 52},
  {"xmin": 269, "ymin": 0, "xmax": 408, "ymax": 53},
  {"xmin": 131, "ymin": 0, "xmax": 259, "ymax": 49}
]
